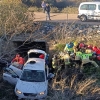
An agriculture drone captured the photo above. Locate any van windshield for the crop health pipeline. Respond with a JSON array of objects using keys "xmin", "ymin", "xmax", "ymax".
[{"xmin": 20, "ymin": 69, "xmax": 45, "ymax": 82}]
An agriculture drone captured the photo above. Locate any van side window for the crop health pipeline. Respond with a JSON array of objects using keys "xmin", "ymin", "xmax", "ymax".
[
  {"xmin": 80, "ymin": 4, "xmax": 88, "ymax": 10},
  {"xmin": 88, "ymin": 4, "xmax": 96, "ymax": 10},
  {"xmin": 98, "ymin": 5, "xmax": 100, "ymax": 10},
  {"xmin": 80, "ymin": 4, "xmax": 96, "ymax": 10}
]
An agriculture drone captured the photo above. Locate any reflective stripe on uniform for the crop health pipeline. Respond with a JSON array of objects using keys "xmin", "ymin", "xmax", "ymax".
[
  {"xmin": 76, "ymin": 52, "xmax": 82, "ymax": 56},
  {"xmin": 52, "ymin": 60, "xmax": 57, "ymax": 69},
  {"xmin": 81, "ymin": 53, "xmax": 92, "ymax": 60},
  {"xmin": 52, "ymin": 65, "xmax": 56, "ymax": 68},
  {"xmin": 64, "ymin": 59, "xmax": 70, "ymax": 65}
]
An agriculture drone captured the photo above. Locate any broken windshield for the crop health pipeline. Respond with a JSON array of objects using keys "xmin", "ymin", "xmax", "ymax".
[{"xmin": 20, "ymin": 69, "xmax": 45, "ymax": 82}]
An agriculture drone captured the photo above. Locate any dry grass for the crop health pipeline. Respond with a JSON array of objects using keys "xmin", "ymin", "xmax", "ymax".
[
  {"xmin": 0, "ymin": 8, "xmax": 100, "ymax": 99},
  {"xmin": 45, "ymin": 68, "xmax": 100, "ymax": 100}
]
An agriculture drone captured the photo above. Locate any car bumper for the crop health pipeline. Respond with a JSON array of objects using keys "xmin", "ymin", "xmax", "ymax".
[{"xmin": 15, "ymin": 92, "xmax": 47, "ymax": 99}]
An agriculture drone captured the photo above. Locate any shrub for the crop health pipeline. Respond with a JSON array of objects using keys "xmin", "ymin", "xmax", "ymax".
[
  {"xmin": 50, "ymin": 7, "xmax": 60, "ymax": 13},
  {"xmin": 28, "ymin": 7, "xmax": 42, "ymax": 12},
  {"xmin": 61, "ymin": 6, "xmax": 78, "ymax": 14},
  {"xmin": 82, "ymin": 63, "xmax": 97, "ymax": 76},
  {"xmin": 55, "ymin": 43, "xmax": 65, "ymax": 52},
  {"xmin": 27, "ymin": 6, "xmax": 78, "ymax": 14}
]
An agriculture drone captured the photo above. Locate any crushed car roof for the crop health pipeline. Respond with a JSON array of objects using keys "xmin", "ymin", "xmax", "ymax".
[{"xmin": 23, "ymin": 58, "xmax": 45, "ymax": 70}]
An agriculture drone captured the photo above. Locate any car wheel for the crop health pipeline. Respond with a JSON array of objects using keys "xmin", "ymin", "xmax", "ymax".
[{"xmin": 80, "ymin": 15, "xmax": 87, "ymax": 22}]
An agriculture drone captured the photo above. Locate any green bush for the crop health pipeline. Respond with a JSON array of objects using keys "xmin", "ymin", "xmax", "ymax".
[
  {"xmin": 61, "ymin": 7, "xmax": 78, "ymax": 14},
  {"xmin": 0, "ymin": 3, "xmax": 28, "ymax": 22},
  {"xmin": 83, "ymin": 63, "xmax": 97, "ymax": 76},
  {"xmin": 28, "ymin": 6, "xmax": 78, "ymax": 14},
  {"xmin": 50, "ymin": 7, "xmax": 60, "ymax": 13},
  {"xmin": 55, "ymin": 43, "xmax": 65, "ymax": 52}
]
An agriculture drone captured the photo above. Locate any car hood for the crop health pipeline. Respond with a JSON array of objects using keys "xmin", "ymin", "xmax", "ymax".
[{"xmin": 16, "ymin": 80, "xmax": 47, "ymax": 93}]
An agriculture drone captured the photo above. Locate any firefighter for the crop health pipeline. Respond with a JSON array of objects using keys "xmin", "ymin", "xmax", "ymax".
[
  {"xmin": 73, "ymin": 41, "xmax": 78, "ymax": 53},
  {"xmin": 52, "ymin": 54, "xmax": 58, "ymax": 74},
  {"xmin": 62, "ymin": 53, "xmax": 71, "ymax": 70},
  {"xmin": 64, "ymin": 42, "xmax": 74, "ymax": 55},
  {"xmin": 78, "ymin": 42, "xmax": 86, "ymax": 52},
  {"xmin": 80, "ymin": 52, "xmax": 99, "ymax": 72},
  {"xmin": 74, "ymin": 51, "xmax": 82, "ymax": 71}
]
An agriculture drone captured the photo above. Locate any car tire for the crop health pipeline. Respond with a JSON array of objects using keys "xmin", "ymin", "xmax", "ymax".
[{"xmin": 80, "ymin": 15, "xmax": 87, "ymax": 22}]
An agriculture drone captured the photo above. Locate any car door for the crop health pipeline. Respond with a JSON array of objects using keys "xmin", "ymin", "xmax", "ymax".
[
  {"xmin": 79, "ymin": 4, "xmax": 88, "ymax": 15},
  {"xmin": 45, "ymin": 65, "xmax": 49, "ymax": 86},
  {"xmin": 3, "ymin": 66, "xmax": 22, "ymax": 85},
  {"xmin": 87, "ymin": 4, "xmax": 96, "ymax": 18}
]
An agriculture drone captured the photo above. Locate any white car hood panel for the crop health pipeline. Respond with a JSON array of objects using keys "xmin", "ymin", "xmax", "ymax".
[{"xmin": 16, "ymin": 80, "xmax": 47, "ymax": 93}]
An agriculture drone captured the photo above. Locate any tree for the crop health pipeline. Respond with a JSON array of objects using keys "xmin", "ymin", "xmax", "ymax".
[
  {"xmin": 44, "ymin": 0, "xmax": 57, "ymax": 6},
  {"xmin": 0, "ymin": 0, "xmax": 28, "ymax": 36}
]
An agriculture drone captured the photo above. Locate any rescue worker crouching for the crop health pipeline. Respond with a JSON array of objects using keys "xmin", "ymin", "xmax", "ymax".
[
  {"xmin": 80, "ymin": 50, "xmax": 99, "ymax": 72},
  {"xmin": 11, "ymin": 54, "xmax": 25, "ymax": 69}
]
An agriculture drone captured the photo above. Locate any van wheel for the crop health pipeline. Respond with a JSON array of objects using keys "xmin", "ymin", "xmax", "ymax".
[{"xmin": 80, "ymin": 15, "xmax": 87, "ymax": 22}]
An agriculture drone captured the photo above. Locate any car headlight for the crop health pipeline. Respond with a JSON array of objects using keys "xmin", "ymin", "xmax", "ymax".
[
  {"xmin": 16, "ymin": 88, "xmax": 22, "ymax": 94},
  {"xmin": 39, "ymin": 90, "xmax": 46, "ymax": 95}
]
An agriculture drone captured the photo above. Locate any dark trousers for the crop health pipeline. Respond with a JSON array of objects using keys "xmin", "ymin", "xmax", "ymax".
[{"xmin": 46, "ymin": 12, "xmax": 50, "ymax": 20}]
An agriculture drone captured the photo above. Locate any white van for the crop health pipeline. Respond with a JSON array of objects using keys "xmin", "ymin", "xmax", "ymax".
[{"xmin": 78, "ymin": 2, "xmax": 100, "ymax": 21}]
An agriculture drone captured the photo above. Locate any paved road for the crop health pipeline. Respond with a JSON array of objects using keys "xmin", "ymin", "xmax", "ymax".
[{"xmin": 34, "ymin": 12, "xmax": 100, "ymax": 25}]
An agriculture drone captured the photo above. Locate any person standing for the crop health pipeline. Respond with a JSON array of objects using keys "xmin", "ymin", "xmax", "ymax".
[
  {"xmin": 45, "ymin": 3, "xmax": 51, "ymax": 20},
  {"xmin": 41, "ymin": 1, "xmax": 46, "ymax": 13}
]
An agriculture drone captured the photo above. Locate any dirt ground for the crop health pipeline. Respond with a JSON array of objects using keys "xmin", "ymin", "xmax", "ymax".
[
  {"xmin": 33, "ymin": 12, "xmax": 100, "ymax": 25},
  {"xmin": 34, "ymin": 12, "xmax": 78, "ymax": 21}
]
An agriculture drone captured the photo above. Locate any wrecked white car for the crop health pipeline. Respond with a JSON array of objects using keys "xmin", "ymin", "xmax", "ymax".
[
  {"xmin": 3, "ymin": 65, "xmax": 22, "ymax": 85},
  {"xmin": 3, "ymin": 49, "xmax": 53, "ymax": 100}
]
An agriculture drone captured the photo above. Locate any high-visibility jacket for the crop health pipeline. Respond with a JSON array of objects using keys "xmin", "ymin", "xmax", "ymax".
[
  {"xmin": 75, "ymin": 51, "xmax": 82, "ymax": 60},
  {"xmin": 64, "ymin": 59, "xmax": 70, "ymax": 65},
  {"xmin": 63, "ymin": 54, "xmax": 70, "ymax": 65},
  {"xmin": 52, "ymin": 58, "xmax": 57, "ymax": 69},
  {"xmin": 76, "ymin": 51, "xmax": 82, "ymax": 57},
  {"xmin": 64, "ymin": 43, "xmax": 74, "ymax": 52},
  {"xmin": 85, "ymin": 49, "xmax": 92, "ymax": 54},
  {"xmin": 64, "ymin": 46, "xmax": 73, "ymax": 52},
  {"xmin": 81, "ymin": 53, "xmax": 92, "ymax": 60}
]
